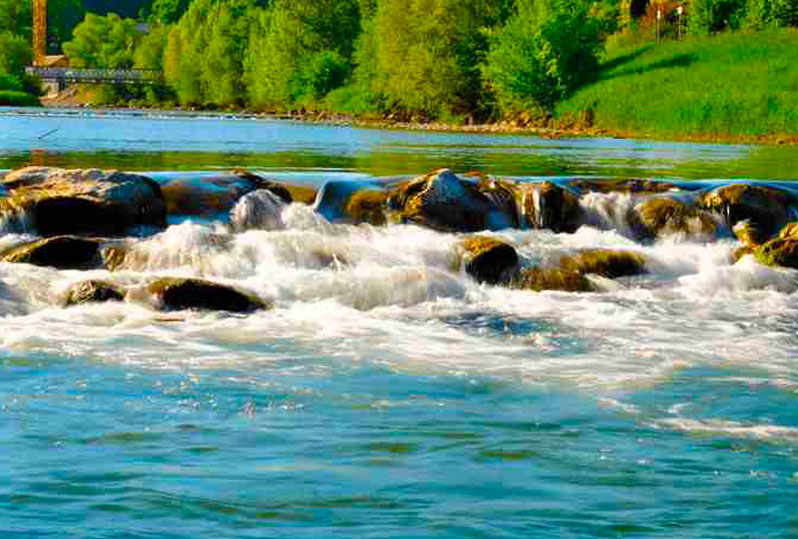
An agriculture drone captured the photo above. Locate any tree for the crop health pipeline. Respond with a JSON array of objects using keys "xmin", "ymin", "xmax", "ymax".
[
  {"xmin": 483, "ymin": 0, "xmax": 604, "ymax": 112},
  {"xmin": 63, "ymin": 13, "xmax": 142, "ymax": 68},
  {"xmin": 0, "ymin": 31, "xmax": 32, "ymax": 76}
]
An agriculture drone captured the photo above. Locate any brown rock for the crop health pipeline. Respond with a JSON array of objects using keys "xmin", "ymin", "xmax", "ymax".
[
  {"xmin": 0, "ymin": 167, "xmax": 166, "ymax": 236},
  {"xmin": 452, "ymin": 236, "xmax": 519, "ymax": 284},
  {"xmin": 62, "ymin": 280, "xmax": 125, "ymax": 306},
  {"xmin": 512, "ymin": 267, "xmax": 595, "ymax": 292},
  {"xmin": 344, "ymin": 189, "xmax": 389, "ymax": 226},
  {"xmin": 514, "ymin": 181, "xmax": 583, "ymax": 233},
  {"xmin": 0, "ymin": 236, "xmax": 104, "ymax": 270},
  {"xmin": 628, "ymin": 197, "xmax": 716, "ymax": 241},
  {"xmin": 699, "ymin": 184, "xmax": 796, "ymax": 240},
  {"xmin": 140, "ymin": 277, "xmax": 269, "ymax": 313},
  {"xmin": 558, "ymin": 249, "xmax": 647, "ymax": 279}
]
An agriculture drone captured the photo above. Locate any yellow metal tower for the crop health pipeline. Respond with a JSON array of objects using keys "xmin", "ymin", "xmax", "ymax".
[{"xmin": 33, "ymin": 0, "xmax": 47, "ymax": 66}]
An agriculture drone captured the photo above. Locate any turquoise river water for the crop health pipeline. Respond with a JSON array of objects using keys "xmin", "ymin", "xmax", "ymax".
[{"xmin": 1, "ymin": 108, "xmax": 798, "ymax": 538}]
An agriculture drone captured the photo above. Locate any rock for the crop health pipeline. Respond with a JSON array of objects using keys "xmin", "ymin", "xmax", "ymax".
[
  {"xmin": 0, "ymin": 167, "xmax": 166, "ymax": 236},
  {"xmin": 232, "ymin": 169, "xmax": 318, "ymax": 205},
  {"xmin": 752, "ymin": 221, "xmax": 798, "ymax": 269},
  {"xmin": 313, "ymin": 180, "xmax": 369, "ymax": 222},
  {"xmin": 230, "ymin": 189, "xmax": 286, "ymax": 232},
  {"xmin": 514, "ymin": 181, "xmax": 583, "ymax": 233},
  {"xmin": 512, "ymin": 267, "xmax": 595, "ymax": 292},
  {"xmin": 386, "ymin": 169, "xmax": 516, "ymax": 232},
  {"xmin": 628, "ymin": 197, "xmax": 716, "ymax": 241},
  {"xmin": 138, "ymin": 277, "xmax": 269, "ymax": 313},
  {"xmin": 159, "ymin": 174, "xmax": 256, "ymax": 219},
  {"xmin": 344, "ymin": 189, "xmax": 389, "ymax": 226},
  {"xmin": 699, "ymin": 184, "xmax": 797, "ymax": 240},
  {"xmin": 558, "ymin": 249, "xmax": 647, "ymax": 279},
  {"xmin": 452, "ymin": 236, "xmax": 519, "ymax": 284},
  {"xmin": 62, "ymin": 280, "xmax": 125, "ymax": 306},
  {"xmin": 0, "ymin": 236, "xmax": 104, "ymax": 270},
  {"xmin": 567, "ymin": 178, "xmax": 681, "ymax": 195}
]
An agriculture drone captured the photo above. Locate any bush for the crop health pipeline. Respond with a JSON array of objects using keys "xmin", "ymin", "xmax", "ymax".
[
  {"xmin": 689, "ymin": 0, "xmax": 748, "ymax": 33},
  {"xmin": 484, "ymin": 0, "xmax": 605, "ymax": 112},
  {"xmin": 0, "ymin": 73, "xmax": 23, "ymax": 92},
  {"xmin": 745, "ymin": 0, "xmax": 798, "ymax": 28},
  {"xmin": 0, "ymin": 90, "xmax": 40, "ymax": 107}
]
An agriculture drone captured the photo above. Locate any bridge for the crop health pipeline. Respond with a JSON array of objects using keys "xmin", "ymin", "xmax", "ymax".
[{"xmin": 26, "ymin": 67, "xmax": 164, "ymax": 88}]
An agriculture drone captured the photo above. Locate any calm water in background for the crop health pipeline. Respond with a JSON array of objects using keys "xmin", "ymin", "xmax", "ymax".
[{"xmin": 1, "ymin": 108, "xmax": 798, "ymax": 538}]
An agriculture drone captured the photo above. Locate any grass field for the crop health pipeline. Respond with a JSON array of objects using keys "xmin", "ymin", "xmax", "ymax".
[{"xmin": 556, "ymin": 29, "xmax": 798, "ymax": 140}]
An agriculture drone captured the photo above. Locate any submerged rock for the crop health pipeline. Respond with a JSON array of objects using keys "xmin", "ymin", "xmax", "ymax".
[
  {"xmin": 62, "ymin": 280, "xmax": 125, "ymax": 306},
  {"xmin": 386, "ymin": 169, "xmax": 516, "ymax": 232},
  {"xmin": 0, "ymin": 167, "xmax": 166, "ymax": 236},
  {"xmin": 0, "ymin": 236, "xmax": 104, "ymax": 270},
  {"xmin": 136, "ymin": 277, "xmax": 269, "ymax": 313},
  {"xmin": 628, "ymin": 197, "xmax": 716, "ymax": 241},
  {"xmin": 230, "ymin": 189, "xmax": 286, "ymax": 232},
  {"xmin": 699, "ymin": 184, "xmax": 797, "ymax": 241},
  {"xmin": 512, "ymin": 267, "xmax": 595, "ymax": 293},
  {"xmin": 558, "ymin": 249, "xmax": 647, "ymax": 279},
  {"xmin": 452, "ymin": 236, "xmax": 519, "ymax": 284}
]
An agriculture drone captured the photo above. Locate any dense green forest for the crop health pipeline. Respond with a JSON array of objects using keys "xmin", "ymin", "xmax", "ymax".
[{"xmin": 1, "ymin": 0, "xmax": 797, "ymax": 125}]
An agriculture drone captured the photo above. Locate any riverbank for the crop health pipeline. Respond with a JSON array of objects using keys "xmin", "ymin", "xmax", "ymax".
[{"xmin": 37, "ymin": 28, "xmax": 798, "ymax": 148}]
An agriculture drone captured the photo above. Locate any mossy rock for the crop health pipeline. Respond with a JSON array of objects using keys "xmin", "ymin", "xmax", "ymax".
[
  {"xmin": 628, "ymin": 197, "xmax": 716, "ymax": 241},
  {"xmin": 511, "ymin": 267, "xmax": 595, "ymax": 292},
  {"xmin": 558, "ymin": 249, "xmax": 647, "ymax": 279},
  {"xmin": 754, "ymin": 238, "xmax": 798, "ymax": 269},
  {"xmin": 452, "ymin": 236, "xmax": 519, "ymax": 284},
  {"xmin": 567, "ymin": 178, "xmax": 679, "ymax": 195},
  {"xmin": 0, "ymin": 236, "xmax": 104, "ymax": 270},
  {"xmin": 143, "ymin": 278, "xmax": 269, "ymax": 313},
  {"xmin": 62, "ymin": 280, "xmax": 125, "ymax": 306},
  {"xmin": 699, "ymin": 184, "xmax": 796, "ymax": 240},
  {"xmin": 344, "ymin": 189, "xmax": 389, "ymax": 226},
  {"xmin": 0, "ymin": 167, "xmax": 166, "ymax": 236},
  {"xmin": 732, "ymin": 219, "xmax": 765, "ymax": 249}
]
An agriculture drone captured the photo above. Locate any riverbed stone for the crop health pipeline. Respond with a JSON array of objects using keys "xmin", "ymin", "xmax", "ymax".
[
  {"xmin": 62, "ymin": 279, "xmax": 125, "ymax": 306},
  {"xmin": 230, "ymin": 189, "xmax": 286, "ymax": 232},
  {"xmin": 558, "ymin": 249, "xmax": 647, "ymax": 279},
  {"xmin": 752, "ymin": 221, "xmax": 798, "ymax": 269},
  {"xmin": 0, "ymin": 236, "xmax": 104, "ymax": 270},
  {"xmin": 512, "ymin": 266, "xmax": 596, "ymax": 292},
  {"xmin": 0, "ymin": 167, "xmax": 166, "ymax": 236},
  {"xmin": 451, "ymin": 236, "xmax": 519, "ymax": 284},
  {"xmin": 386, "ymin": 169, "xmax": 516, "ymax": 232},
  {"xmin": 137, "ymin": 277, "xmax": 269, "ymax": 313},
  {"xmin": 344, "ymin": 189, "xmax": 389, "ymax": 226},
  {"xmin": 699, "ymin": 184, "xmax": 796, "ymax": 241},
  {"xmin": 628, "ymin": 197, "xmax": 716, "ymax": 241},
  {"xmin": 513, "ymin": 181, "xmax": 583, "ymax": 233}
]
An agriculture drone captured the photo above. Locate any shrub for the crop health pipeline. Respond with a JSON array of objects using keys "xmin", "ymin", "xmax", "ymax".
[{"xmin": 0, "ymin": 90, "xmax": 40, "ymax": 107}]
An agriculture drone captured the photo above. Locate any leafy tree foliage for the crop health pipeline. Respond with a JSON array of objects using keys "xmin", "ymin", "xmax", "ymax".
[
  {"xmin": 484, "ymin": 0, "xmax": 604, "ymax": 112},
  {"xmin": 0, "ymin": 31, "xmax": 32, "ymax": 76},
  {"xmin": 63, "ymin": 13, "xmax": 142, "ymax": 68}
]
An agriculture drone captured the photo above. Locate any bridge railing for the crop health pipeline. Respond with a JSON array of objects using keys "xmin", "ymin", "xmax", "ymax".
[{"xmin": 26, "ymin": 67, "xmax": 164, "ymax": 85}]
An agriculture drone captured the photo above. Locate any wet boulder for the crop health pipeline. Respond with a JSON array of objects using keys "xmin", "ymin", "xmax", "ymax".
[
  {"xmin": 451, "ymin": 236, "xmax": 519, "ymax": 284},
  {"xmin": 61, "ymin": 280, "xmax": 125, "ymax": 306},
  {"xmin": 513, "ymin": 181, "xmax": 583, "ymax": 233},
  {"xmin": 135, "ymin": 277, "xmax": 269, "ymax": 313},
  {"xmin": 512, "ymin": 267, "xmax": 595, "ymax": 293},
  {"xmin": 0, "ymin": 167, "xmax": 166, "ymax": 236},
  {"xmin": 753, "ymin": 221, "xmax": 798, "ymax": 269},
  {"xmin": 699, "ymin": 184, "xmax": 797, "ymax": 241},
  {"xmin": 343, "ymin": 189, "xmax": 389, "ymax": 226},
  {"xmin": 230, "ymin": 189, "xmax": 286, "ymax": 232},
  {"xmin": 386, "ymin": 169, "xmax": 517, "ymax": 232},
  {"xmin": 159, "ymin": 174, "xmax": 257, "ymax": 219},
  {"xmin": 0, "ymin": 236, "xmax": 104, "ymax": 270},
  {"xmin": 558, "ymin": 249, "xmax": 647, "ymax": 279},
  {"xmin": 628, "ymin": 197, "xmax": 716, "ymax": 241}
]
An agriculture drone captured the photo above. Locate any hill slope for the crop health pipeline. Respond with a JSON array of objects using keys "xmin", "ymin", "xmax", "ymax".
[{"xmin": 555, "ymin": 29, "xmax": 798, "ymax": 141}]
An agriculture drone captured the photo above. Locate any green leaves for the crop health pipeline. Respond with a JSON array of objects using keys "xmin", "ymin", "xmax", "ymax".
[{"xmin": 63, "ymin": 13, "xmax": 141, "ymax": 69}]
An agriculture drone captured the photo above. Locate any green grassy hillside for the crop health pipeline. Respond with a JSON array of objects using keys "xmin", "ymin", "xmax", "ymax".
[{"xmin": 556, "ymin": 29, "xmax": 798, "ymax": 140}]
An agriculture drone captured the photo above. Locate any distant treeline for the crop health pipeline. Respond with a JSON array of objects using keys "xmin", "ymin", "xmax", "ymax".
[{"xmin": 1, "ymin": 0, "xmax": 796, "ymax": 117}]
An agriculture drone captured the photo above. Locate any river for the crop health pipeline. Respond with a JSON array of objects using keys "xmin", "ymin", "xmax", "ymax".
[{"xmin": 1, "ymin": 108, "xmax": 797, "ymax": 538}]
